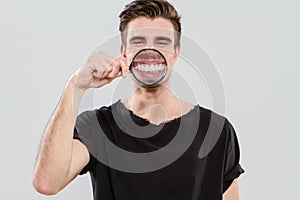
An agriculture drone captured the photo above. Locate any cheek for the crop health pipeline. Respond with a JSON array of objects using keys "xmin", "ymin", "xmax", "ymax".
[
  {"xmin": 159, "ymin": 49, "xmax": 177, "ymax": 66},
  {"xmin": 127, "ymin": 56, "xmax": 134, "ymax": 67},
  {"xmin": 124, "ymin": 51, "xmax": 136, "ymax": 65},
  {"xmin": 126, "ymin": 45, "xmax": 143, "ymax": 55},
  {"xmin": 166, "ymin": 54, "xmax": 176, "ymax": 68}
]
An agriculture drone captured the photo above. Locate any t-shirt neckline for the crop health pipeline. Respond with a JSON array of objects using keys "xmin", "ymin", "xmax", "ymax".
[{"xmin": 116, "ymin": 99, "xmax": 199, "ymax": 126}]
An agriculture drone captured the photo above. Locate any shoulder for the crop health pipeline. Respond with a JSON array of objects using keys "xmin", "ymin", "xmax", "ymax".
[
  {"xmin": 77, "ymin": 101, "xmax": 118, "ymax": 118},
  {"xmin": 196, "ymin": 105, "xmax": 237, "ymax": 145},
  {"xmin": 196, "ymin": 104, "xmax": 229, "ymax": 127},
  {"xmin": 76, "ymin": 102, "xmax": 118, "ymax": 126}
]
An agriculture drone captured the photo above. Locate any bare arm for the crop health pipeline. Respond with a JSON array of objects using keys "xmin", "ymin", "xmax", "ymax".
[
  {"xmin": 32, "ymin": 52, "xmax": 128, "ymax": 195},
  {"xmin": 32, "ymin": 74, "xmax": 89, "ymax": 195},
  {"xmin": 223, "ymin": 179, "xmax": 240, "ymax": 200}
]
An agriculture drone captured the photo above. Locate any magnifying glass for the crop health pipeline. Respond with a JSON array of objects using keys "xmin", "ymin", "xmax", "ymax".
[{"xmin": 129, "ymin": 48, "xmax": 168, "ymax": 87}]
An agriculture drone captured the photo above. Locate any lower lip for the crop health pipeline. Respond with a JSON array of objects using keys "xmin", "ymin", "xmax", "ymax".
[{"xmin": 132, "ymin": 67, "xmax": 167, "ymax": 84}]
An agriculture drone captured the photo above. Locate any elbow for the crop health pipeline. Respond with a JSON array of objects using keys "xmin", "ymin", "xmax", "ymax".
[{"xmin": 32, "ymin": 173, "xmax": 60, "ymax": 195}]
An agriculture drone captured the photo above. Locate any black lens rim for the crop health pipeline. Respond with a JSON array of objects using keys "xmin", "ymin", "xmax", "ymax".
[{"xmin": 129, "ymin": 48, "xmax": 168, "ymax": 87}]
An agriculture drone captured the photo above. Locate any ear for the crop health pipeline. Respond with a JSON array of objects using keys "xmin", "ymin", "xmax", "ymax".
[
  {"xmin": 120, "ymin": 44, "xmax": 126, "ymax": 59},
  {"xmin": 173, "ymin": 44, "xmax": 181, "ymax": 62}
]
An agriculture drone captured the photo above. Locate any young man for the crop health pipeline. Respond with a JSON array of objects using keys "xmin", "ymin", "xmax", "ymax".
[{"xmin": 32, "ymin": 0, "xmax": 244, "ymax": 199}]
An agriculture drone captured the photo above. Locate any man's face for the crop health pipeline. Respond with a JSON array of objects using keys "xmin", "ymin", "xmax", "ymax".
[{"xmin": 121, "ymin": 17, "xmax": 180, "ymax": 85}]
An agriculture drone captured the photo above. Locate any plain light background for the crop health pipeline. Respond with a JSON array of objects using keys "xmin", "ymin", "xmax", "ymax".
[{"xmin": 0, "ymin": 0, "xmax": 299, "ymax": 199}]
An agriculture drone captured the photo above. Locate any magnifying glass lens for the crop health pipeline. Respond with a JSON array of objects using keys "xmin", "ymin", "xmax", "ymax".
[{"xmin": 130, "ymin": 49, "xmax": 168, "ymax": 87}]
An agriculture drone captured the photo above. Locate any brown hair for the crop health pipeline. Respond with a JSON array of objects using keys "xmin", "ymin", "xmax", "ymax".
[{"xmin": 119, "ymin": 0, "xmax": 181, "ymax": 47}]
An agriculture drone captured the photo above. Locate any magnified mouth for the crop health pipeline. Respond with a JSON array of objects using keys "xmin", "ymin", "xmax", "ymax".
[
  {"xmin": 130, "ymin": 49, "xmax": 168, "ymax": 86},
  {"xmin": 132, "ymin": 61, "xmax": 167, "ymax": 73}
]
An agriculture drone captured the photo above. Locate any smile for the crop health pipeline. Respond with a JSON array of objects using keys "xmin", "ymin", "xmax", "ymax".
[{"xmin": 134, "ymin": 63, "xmax": 167, "ymax": 73}]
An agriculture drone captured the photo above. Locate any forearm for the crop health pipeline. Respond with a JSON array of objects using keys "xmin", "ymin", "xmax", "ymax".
[
  {"xmin": 33, "ymin": 74, "xmax": 85, "ymax": 194},
  {"xmin": 223, "ymin": 179, "xmax": 240, "ymax": 200}
]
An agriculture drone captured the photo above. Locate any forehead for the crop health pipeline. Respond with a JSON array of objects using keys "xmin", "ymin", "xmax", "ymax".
[{"xmin": 126, "ymin": 17, "xmax": 176, "ymax": 39}]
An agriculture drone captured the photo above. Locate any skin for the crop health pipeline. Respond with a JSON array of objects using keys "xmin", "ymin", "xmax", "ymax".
[
  {"xmin": 120, "ymin": 17, "xmax": 194, "ymax": 124},
  {"xmin": 32, "ymin": 17, "xmax": 240, "ymax": 199}
]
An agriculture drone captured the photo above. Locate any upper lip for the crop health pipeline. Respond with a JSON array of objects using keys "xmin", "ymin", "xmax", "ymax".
[{"xmin": 134, "ymin": 50, "xmax": 165, "ymax": 60}]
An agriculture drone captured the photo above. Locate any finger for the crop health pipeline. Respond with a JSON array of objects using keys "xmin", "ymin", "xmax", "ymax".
[
  {"xmin": 108, "ymin": 61, "xmax": 121, "ymax": 78},
  {"xmin": 102, "ymin": 65, "xmax": 113, "ymax": 78},
  {"xmin": 117, "ymin": 58, "xmax": 129, "ymax": 77},
  {"xmin": 90, "ymin": 77, "xmax": 112, "ymax": 88},
  {"xmin": 91, "ymin": 52, "xmax": 114, "ymax": 77},
  {"xmin": 98, "ymin": 52, "xmax": 128, "ymax": 77},
  {"xmin": 90, "ymin": 63, "xmax": 105, "ymax": 78},
  {"xmin": 116, "ymin": 71, "xmax": 123, "ymax": 77}
]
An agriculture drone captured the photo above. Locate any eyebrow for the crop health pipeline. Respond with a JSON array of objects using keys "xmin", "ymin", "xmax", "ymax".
[
  {"xmin": 154, "ymin": 36, "xmax": 172, "ymax": 42},
  {"xmin": 129, "ymin": 36, "xmax": 172, "ymax": 43},
  {"xmin": 129, "ymin": 36, "xmax": 146, "ymax": 42}
]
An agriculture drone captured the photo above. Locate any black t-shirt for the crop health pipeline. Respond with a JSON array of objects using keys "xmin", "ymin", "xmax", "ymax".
[{"xmin": 74, "ymin": 100, "xmax": 244, "ymax": 200}]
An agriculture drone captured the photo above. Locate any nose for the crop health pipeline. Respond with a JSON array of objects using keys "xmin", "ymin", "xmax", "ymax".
[{"xmin": 145, "ymin": 41, "xmax": 155, "ymax": 49}]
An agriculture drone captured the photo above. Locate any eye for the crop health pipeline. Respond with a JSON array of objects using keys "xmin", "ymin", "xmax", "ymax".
[
  {"xmin": 131, "ymin": 40, "xmax": 146, "ymax": 45},
  {"xmin": 133, "ymin": 41, "xmax": 142, "ymax": 44},
  {"xmin": 158, "ymin": 42, "xmax": 167, "ymax": 45},
  {"xmin": 156, "ymin": 40, "xmax": 170, "ymax": 46}
]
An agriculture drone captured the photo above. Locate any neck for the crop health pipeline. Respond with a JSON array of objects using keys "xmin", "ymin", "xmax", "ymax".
[
  {"xmin": 123, "ymin": 81, "xmax": 186, "ymax": 124},
  {"xmin": 132, "ymin": 81, "xmax": 173, "ymax": 104}
]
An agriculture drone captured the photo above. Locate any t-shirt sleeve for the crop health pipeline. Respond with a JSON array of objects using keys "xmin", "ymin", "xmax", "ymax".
[
  {"xmin": 222, "ymin": 119, "xmax": 245, "ymax": 192},
  {"xmin": 73, "ymin": 111, "xmax": 97, "ymax": 175}
]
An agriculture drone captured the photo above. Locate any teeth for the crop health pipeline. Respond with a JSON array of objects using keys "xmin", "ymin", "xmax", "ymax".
[
  {"xmin": 136, "ymin": 64, "xmax": 166, "ymax": 72},
  {"xmin": 158, "ymin": 64, "xmax": 162, "ymax": 71},
  {"xmin": 145, "ymin": 65, "xmax": 149, "ymax": 72},
  {"xmin": 150, "ymin": 65, "xmax": 154, "ymax": 72}
]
